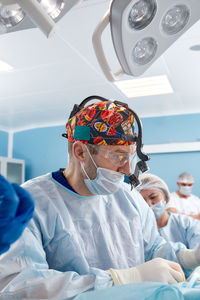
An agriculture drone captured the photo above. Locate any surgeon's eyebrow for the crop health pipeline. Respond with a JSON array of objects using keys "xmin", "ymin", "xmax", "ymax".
[
  {"xmin": 113, "ymin": 150, "xmax": 128, "ymax": 153},
  {"xmin": 115, "ymin": 149, "xmax": 136, "ymax": 154},
  {"xmin": 111, "ymin": 146, "xmax": 136, "ymax": 153}
]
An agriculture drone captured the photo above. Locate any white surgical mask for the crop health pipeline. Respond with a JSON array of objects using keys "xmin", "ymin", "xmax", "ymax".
[
  {"xmin": 151, "ymin": 201, "xmax": 165, "ymax": 219},
  {"xmin": 179, "ymin": 186, "xmax": 192, "ymax": 196},
  {"xmin": 81, "ymin": 146, "xmax": 124, "ymax": 195}
]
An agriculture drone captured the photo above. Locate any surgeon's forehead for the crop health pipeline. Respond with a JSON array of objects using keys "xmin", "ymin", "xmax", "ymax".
[{"xmin": 98, "ymin": 144, "xmax": 136, "ymax": 153}]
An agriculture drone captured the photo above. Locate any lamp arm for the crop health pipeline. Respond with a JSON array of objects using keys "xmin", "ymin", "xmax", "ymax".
[{"xmin": 92, "ymin": 10, "xmax": 125, "ymax": 82}]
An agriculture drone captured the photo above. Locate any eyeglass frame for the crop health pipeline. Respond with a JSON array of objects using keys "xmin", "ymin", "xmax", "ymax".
[{"xmin": 88, "ymin": 144, "xmax": 137, "ymax": 168}]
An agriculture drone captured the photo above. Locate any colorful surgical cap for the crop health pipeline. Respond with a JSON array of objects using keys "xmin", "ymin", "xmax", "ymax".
[{"xmin": 65, "ymin": 100, "xmax": 135, "ymax": 146}]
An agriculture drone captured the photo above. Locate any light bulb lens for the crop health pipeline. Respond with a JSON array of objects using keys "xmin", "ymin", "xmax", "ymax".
[
  {"xmin": 40, "ymin": 0, "xmax": 65, "ymax": 19},
  {"xmin": 133, "ymin": 37, "xmax": 157, "ymax": 65},
  {"xmin": 128, "ymin": 0, "xmax": 157, "ymax": 30},
  {"xmin": 0, "ymin": 4, "xmax": 25, "ymax": 28},
  {"xmin": 162, "ymin": 5, "xmax": 190, "ymax": 35}
]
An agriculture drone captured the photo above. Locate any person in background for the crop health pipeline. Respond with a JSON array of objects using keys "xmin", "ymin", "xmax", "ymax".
[
  {"xmin": 0, "ymin": 174, "xmax": 34, "ymax": 254},
  {"xmin": 166, "ymin": 172, "xmax": 200, "ymax": 220},
  {"xmin": 0, "ymin": 97, "xmax": 199, "ymax": 299},
  {"xmin": 137, "ymin": 173, "xmax": 200, "ymax": 250}
]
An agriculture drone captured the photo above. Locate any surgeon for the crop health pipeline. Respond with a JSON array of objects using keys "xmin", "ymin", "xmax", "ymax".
[
  {"xmin": 0, "ymin": 96, "xmax": 200, "ymax": 299},
  {"xmin": 0, "ymin": 174, "xmax": 34, "ymax": 254},
  {"xmin": 137, "ymin": 173, "xmax": 200, "ymax": 250},
  {"xmin": 166, "ymin": 172, "xmax": 200, "ymax": 220}
]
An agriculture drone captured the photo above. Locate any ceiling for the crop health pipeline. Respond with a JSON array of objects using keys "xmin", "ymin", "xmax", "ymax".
[{"xmin": 1, "ymin": 0, "xmax": 200, "ymax": 132}]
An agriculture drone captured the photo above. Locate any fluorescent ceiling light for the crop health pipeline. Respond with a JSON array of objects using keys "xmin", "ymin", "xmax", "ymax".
[
  {"xmin": 0, "ymin": 60, "xmax": 13, "ymax": 71},
  {"xmin": 114, "ymin": 75, "xmax": 173, "ymax": 98}
]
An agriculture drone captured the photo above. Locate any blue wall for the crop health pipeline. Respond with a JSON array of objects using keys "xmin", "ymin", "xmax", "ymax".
[
  {"xmin": 13, "ymin": 126, "xmax": 68, "ymax": 181},
  {"xmin": 147, "ymin": 152, "xmax": 200, "ymax": 197},
  {"xmin": 142, "ymin": 114, "xmax": 200, "ymax": 196},
  {"xmin": 12, "ymin": 113, "xmax": 200, "ymax": 196},
  {"xmin": 142, "ymin": 114, "xmax": 200, "ymax": 144},
  {"xmin": 0, "ymin": 130, "xmax": 8, "ymax": 157}
]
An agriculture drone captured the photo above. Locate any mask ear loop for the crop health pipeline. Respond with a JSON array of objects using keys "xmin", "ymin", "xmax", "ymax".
[
  {"xmin": 81, "ymin": 144, "xmax": 98, "ymax": 181},
  {"xmin": 85, "ymin": 145, "xmax": 98, "ymax": 169},
  {"xmin": 80, "ymin": 162, "xmax": 90, "ymax": 180}
]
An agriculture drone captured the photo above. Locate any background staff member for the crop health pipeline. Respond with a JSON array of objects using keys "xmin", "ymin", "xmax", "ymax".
[
  {"xmin": 167, "ymin": 172, "xmax": 200, "ymax": 220},
  {"xmin": 137, "ymin": 173, "xmax": 200, "ymax": 250}
]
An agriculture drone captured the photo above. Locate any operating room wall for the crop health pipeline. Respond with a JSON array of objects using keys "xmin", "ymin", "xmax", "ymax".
[
  {"xmin": 142, "ymin": 114, "xmax": 200, "ymax": 144},
  {"xmin": 13, "ymin": 126, "xmax": 68, "ymax": 181},
  {"xmin": 0, "ymin": 130, "xmax": 8, "ymax": 157},
  {"xmin": 12, "ymin": 113, "xmax": 200, "ymax": 195},
  {"xmin": 141, "ymin": 113, "xmax": 200, "ymax": 196}
]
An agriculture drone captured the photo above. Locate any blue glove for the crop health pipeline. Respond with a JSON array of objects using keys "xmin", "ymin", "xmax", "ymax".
[{"xmin": 0, "ymin": 175, "xmax": 34, "ymax": 254}]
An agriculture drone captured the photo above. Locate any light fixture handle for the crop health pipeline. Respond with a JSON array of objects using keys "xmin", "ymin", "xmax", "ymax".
[{"xmin": 92, "ymin": 10, "xmax": 125, "ymax": 82}]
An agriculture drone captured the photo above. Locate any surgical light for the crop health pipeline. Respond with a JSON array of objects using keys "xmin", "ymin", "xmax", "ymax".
[
  {"xmin": 0, "ymin": 0, "xmax": 81, "ymax": 37},
  {"xmin": 128, "ymin": 0, "xmax": 157, "ymax": 30},
  {"xmin": 92, "ymin": 0, "xmax": 200, "ymax": 82},
  {"xmin": 0, "ymin": 3, "xmax": 25, "ymax": 28},
  {"xmin": 40, "ymin": 0, "xmax": 65, "ymax": 20},
  {"xmin": 162, "ymin": 5, "xmax": 190, "ymax": 35},
  {"xmin": 133, "ymin": 37, "xmax": 157, "ymax": 65}
]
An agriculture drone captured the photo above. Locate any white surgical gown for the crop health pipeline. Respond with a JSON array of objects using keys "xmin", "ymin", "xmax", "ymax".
[
  {"xmin": 167, "ymin": 192, "xmax": 200, "ymax": 215},
  {"xmin": 0, "ymin": 173, "xmax": 185, "ymax": 299},
  {"xmin": 159, "ymin": 212, "xmax": 200, "ymax": 249}
]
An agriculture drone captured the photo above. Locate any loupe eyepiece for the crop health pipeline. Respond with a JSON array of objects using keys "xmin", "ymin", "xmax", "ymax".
[
  {"xmin": 137, "ymin": 160, "xmax": 149, "ymax": 173},
  {"xmin": 128, "ymin": 174, "xmax": 140, "ymax": 189},
  {"xmin": 128, "ymin": 160, "xmax": 149, "ymax": 189}
]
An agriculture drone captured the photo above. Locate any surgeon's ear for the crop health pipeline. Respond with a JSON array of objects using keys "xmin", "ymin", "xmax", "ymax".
[{"xmin": 73, "ymin": 141, "xmax": 87, "ymax": 162}]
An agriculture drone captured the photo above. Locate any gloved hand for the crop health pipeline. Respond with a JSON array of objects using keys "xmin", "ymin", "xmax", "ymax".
[
  {"xmin": 0, "ymin": 175, "xmax": 34, "ymax": 254},
  {"xmin": 177, "ymin": 245, "xmax": 200, "ymax": 270},
  {"xmin": 109, "ymin": 257, "xmax": 185, "ymax": 285}
]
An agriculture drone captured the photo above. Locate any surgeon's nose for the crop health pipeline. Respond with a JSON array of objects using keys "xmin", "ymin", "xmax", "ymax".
[{"xmin": 118, "ymin": 160, "xmax": 131, "ymax": 175}]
